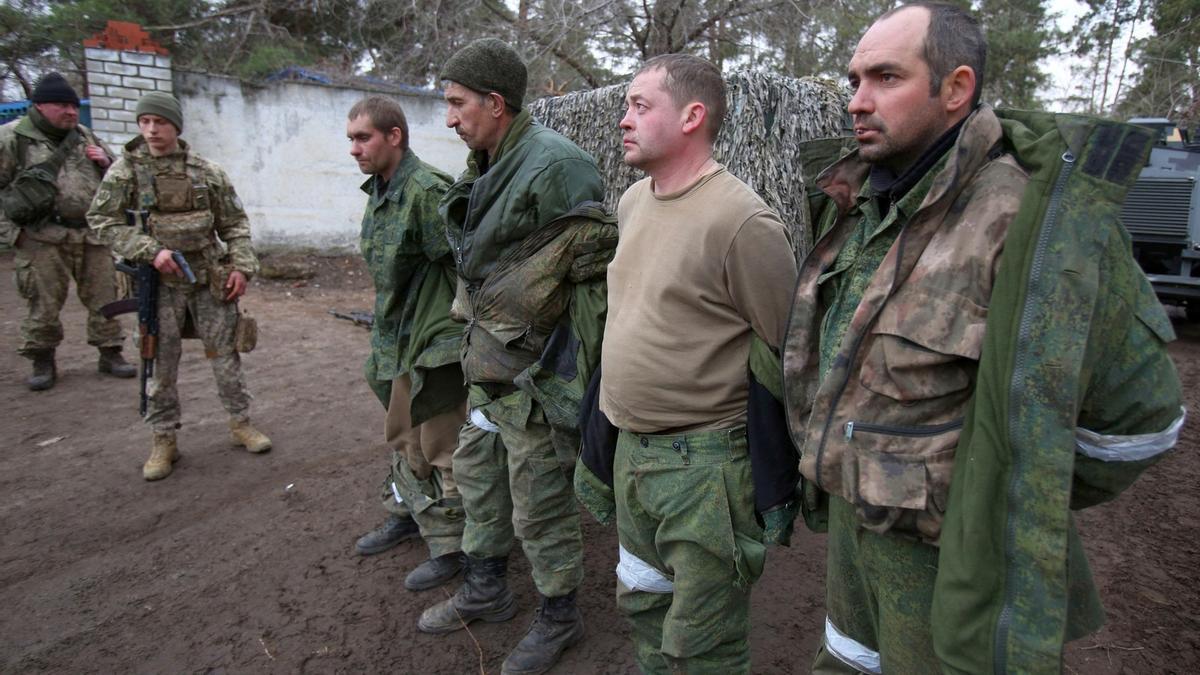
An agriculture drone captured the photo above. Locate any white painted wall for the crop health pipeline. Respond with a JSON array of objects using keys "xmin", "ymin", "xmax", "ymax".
[{"xmin": 169, "ymin": 71, "xmax": 465, "ymax": 249}]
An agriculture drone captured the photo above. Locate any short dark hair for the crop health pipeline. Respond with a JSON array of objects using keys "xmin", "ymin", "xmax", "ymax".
[
  {"xmin": 636, "ymin": 54, "xmax": 727, "ymax": 140},
  {"xmin": 882, "ymin": 2, "xmax": 986, "ymax": 107},
  {"xmin": 348, "ymin": 96, "xmax": 409, "ymax": 151}
]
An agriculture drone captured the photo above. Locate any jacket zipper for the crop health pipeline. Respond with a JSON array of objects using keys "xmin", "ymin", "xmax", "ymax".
[
  {"xmin": 994, "ymin": 149, "xmax": 1076, "ymax": 674},
  {"xmin": 843, "ymin": 418, "xmax": 964, "ymax": 439}
]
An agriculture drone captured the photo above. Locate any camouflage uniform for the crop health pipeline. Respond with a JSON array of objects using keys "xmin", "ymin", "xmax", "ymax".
[
  {"xmin": 87, "ymin": 137, "xmax": 259, "ymax": 432},
  {"xmin": 0, "ymin": 114, "xmax": 124, "ymax": 355},
  {"xmin": 359, "ymin": 151, "xmax": 466, "ymax": 558},
  {"xmin": 783, "ymin": 106, "xmax": 1186, "ymax": 672},
  {"xmin": 441, "ymin": 110, "xmax": 604, "ymax": 596}
]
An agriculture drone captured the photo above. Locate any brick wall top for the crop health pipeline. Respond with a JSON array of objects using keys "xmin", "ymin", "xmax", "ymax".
[{"xmin": 83, "ymin": 20, "xmax": 168, "ymax": 55}]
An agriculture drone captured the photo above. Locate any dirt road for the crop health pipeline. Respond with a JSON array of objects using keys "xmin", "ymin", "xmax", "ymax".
[{"xmin": 1, "ymin": 252, "xmax": 1196, "ymax": 673}]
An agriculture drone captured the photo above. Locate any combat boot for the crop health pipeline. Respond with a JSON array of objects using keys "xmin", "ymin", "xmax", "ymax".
[
  {"xmin": 501, "ymin": 590, "xmax": 584, "ymax": 675},
  {"xmin": 405, "ymin": 551, "xmax": 466, "ymax": 591},
  {"xmin": 229, "ymin": 418, "xmax": 272, "ymax": 453},
  {"xmin": 26, "ymin": 349, "xmax": 56, "ymax": 391},
  {"xmin": 97, "ymin": 347, "xmax": 136, "ymax": 378},
  {"xmin": 417, "ymin": 555, "xmax": 517, "ymax": 634},
  {"xmin": 355, "ymin": 514, "xmax": 419, "ymax": 555},
  {"xmin": 144, "ymin": 432, "xmax": 180, "ymax": 481}
]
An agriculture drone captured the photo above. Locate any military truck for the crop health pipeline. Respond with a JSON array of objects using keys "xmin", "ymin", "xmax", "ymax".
[{"xmin": 1121, "ymin": 118, "xmax": 1200, "ymax": 318}]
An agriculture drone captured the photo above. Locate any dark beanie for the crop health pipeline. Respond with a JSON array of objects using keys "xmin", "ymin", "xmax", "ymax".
[
  {"xmin": 441, "ymin": 38, "xmax": 527, "ymax": 111},
  {"xmin": 31, "ymin": 72, "xmax": 80, "ymax": 106},
  {"xmin": 135, "ymin": 92, "xmax": 183, "ymax": 132}
]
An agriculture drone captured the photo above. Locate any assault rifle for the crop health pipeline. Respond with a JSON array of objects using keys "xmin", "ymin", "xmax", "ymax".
[
  {"xmin": 99, "ymin": 209, "xmax": 195, "ymax": 416},
  {"xmin": 328, "ymin": 309, "xmax": 374, "ymax": 328}
]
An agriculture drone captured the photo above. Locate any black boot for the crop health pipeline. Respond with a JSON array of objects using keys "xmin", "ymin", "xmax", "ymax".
[
  {"xmin": 26, "ymin": 349, "xmax": 56, "ymax": 391},
  {"xmin": 354, "ymin": 514, "xmax": 419, "ymax": 555},
  {"xmin": 98, "ymin": 347, "xmax": 136, "ymax": 378},
  {"xmin": 501, "ymin": 590, "xmax": 584, "ymax": 675},
  {"xmin": 417, "ymin": 555, "xmax": 517, "ymax": 634},
  {"xmin": 405, "ymin": 551, "xmax": 466, "ymax": 591}
]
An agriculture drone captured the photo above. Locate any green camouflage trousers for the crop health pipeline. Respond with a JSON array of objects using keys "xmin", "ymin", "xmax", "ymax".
[
  {"xmin": 146, "ymin": 282, "xmax": 250, "ymax": 432},
  {"xmin": 375, "ymin": 374, "xmax": 466, "ymax": 559},
  {"xmin": 614, "ymin": 425, "xmax": 765, "ymax": 675},
  {"xmin": 811, "ymin": 494, "xmax": 938, "ymax": 674},
  {"xmin": 453, "ymin": 387, "xmax": 583, "ymax": 597},
  {"xmin": 12, "ymin": 237, "xmax": 124, "ymax": 355}
]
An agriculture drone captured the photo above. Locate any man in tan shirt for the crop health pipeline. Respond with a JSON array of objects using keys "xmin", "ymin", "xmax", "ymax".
[{"xmin": 601, "ymin": 54, "xmax": 797, "ymax": 674}]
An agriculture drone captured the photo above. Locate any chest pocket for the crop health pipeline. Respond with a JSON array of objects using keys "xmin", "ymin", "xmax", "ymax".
[
  {"xmin": 150, "ymin": 171, "xmax": 214, "ymax": 252},
  {"xmin": 859, "ymin": 288, "xmax": 986, "ymax": 402}
]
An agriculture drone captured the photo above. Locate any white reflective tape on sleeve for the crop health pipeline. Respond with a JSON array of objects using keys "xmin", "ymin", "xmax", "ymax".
[
  {"xmin": 615, "ymin": 543, "xmax": 674, "ymax": 594},
  {"xmin": 1075, "ymin": 408, "xmax": 1186, "ymax": 462},
  {"xmin": 391, "ymin": 481, "xmax": 404, "ymax": 505},
  {"xmin": 470, "ymin": 408, "xmax": 500, "ymax": 433},
  {"xmin": 825, "ymin": 617, "xmax": 882, "ymax": 674}
]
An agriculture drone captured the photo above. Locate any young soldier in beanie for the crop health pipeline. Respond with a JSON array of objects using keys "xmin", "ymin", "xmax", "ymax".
[
  {"xmin": 88, "ymin": 92, "xmax": 272, "ymax": 481},
  {"xmin": 0, "ymin": 71, "xmax": 134, "ymax": 390},
  {"xmin": 417, "ymin": 38, "xmax": 612, "ymax": 675}
]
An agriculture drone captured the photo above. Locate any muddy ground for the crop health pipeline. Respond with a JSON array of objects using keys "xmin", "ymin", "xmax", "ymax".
[{"xmin": 1, "ymin": 251, "xmax": 1197, "ymax": 674}]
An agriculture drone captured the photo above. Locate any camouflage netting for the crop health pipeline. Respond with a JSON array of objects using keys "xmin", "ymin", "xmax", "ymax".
[{"xmin": 530, "ymin": 71, "xmax": 850, "ymax": 257}]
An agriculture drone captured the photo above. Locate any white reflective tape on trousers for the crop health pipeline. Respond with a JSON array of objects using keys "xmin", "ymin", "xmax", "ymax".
[
  {"xmin": 615, "ymin": 543, "xmax": 674, "ymax": 594},
  {"xmin": 825, "ymin": 617, "xmax": 882, "ymax": 674},
  {"xmin": 1075, "ymin": 407, "xmax": 1185, "ymax": 462},
  {"xmin": 470, "ymin": 408, "xmax": 500, "ymax": 433}
]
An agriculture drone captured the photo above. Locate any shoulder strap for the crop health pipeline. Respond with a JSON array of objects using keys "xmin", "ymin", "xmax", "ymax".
[{"xmin": 40, "ymin": 128, "xmax": 81, "ymax": 175}]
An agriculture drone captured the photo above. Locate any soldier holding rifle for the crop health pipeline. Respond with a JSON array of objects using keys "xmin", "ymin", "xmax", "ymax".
[{"xmin": 88, "ymin": 92, "xmax": 270, "ymax": 481}]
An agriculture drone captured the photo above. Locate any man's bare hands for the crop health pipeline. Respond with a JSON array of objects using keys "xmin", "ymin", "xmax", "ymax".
[
  {"xmin": 85, "ymin": 145, "xmax": 111, "ymax": 169},
  {"xmin": 153, "ymin": 249, "xmax": 183, "ymax": 276},
  {"xmin": 225, "ymin": 270, "xmax": 247, "ymax": 301}
]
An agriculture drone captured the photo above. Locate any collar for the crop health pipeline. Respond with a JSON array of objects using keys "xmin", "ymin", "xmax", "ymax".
[
  {"xmin": 468, "ymin": 109, "xmax": 533, "ymax": 176},
  {"xmin": 27, "ymin": 107, "xmax": 71, "ymax": 142},
  {"xmin": 360, "ymin": 151, "xmax": 422, "ymax": 200},
  {"xmin": 868, "ymin": 116, "xmax": 968, "ymax": 205}
]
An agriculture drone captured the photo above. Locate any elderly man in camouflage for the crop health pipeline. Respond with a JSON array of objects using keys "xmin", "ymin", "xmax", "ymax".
[
  {"xmin": 0, "ymin": 72, "xmax": 135, "ymax": 390},
  {"xmin": 782, "ymin": 3, "xmax": 1186, "ymax": 673},
  {"xmin": 416, "ymin": 39, "xmax": 609, "ymax": 675},
  {"xmin": 345, "ymin": 96, "xmax": 468, "ymax": 591},
  {"xmin": 602, "ymin": 54, "xmax": 798, "ymax": 674},
  {"xmin": 87, "ymin": 92, "xmax": 271, "ymax": 481}
]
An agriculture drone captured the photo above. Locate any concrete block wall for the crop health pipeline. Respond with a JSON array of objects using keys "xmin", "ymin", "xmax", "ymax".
[{"xmin": 82, "ymin": 21, "xmax": 172, "ymax": 147}]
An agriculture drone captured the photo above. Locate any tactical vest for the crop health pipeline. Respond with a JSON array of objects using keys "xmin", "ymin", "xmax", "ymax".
[{"xmin": 132, "ymin": 156, "xmax": 215, "ymax": 255}]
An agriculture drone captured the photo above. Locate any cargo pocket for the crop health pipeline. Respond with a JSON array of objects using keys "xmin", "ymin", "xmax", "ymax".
[
  {"xmin": 848, "ymin": 426, "xmax": 960, "ymax": 543},
  {"xmin": 860, "ymin": 288, "xmax": 986, "ymax": 402},
  {"xmin": 14, "ymin": 254, "xmax": 36, "ymax": 300},
  {"xmin": 151, "ymin": 210, "xmax": 214, "ymax": 252}
]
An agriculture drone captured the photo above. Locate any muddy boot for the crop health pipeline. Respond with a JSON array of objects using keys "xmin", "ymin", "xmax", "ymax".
[
  {"xmin": 405, "ymin": 552, "xmax": 466, "ymax": 591},
  {"xmin": 418, "ymin": 555, "xmax": 517, "ymax": 634},
  {"xmin": 144, "ymin": 432, "xmax": 180, "ymax": 481},
  {"xmin": 26, "ymin": 349, "xmax": 56, "ymax": 391},
  {"xmin": 97, "ymin": 347, "xmax": 136, "ymax": 378},
  {"xmin": 355, "ymin": 514, "xmax": 419, "ymax": 555},
  {"xmin": 501, "ymin": 590, "xmax": 584, "ymax": 675},
  {"xmin": 229, "ymin": 418, "xmax": 272, "ymax": 453}
]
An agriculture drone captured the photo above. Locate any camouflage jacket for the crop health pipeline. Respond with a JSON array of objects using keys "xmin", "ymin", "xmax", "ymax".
[
  {"xmin": 87, "ymin": 137, "xmax": 258, "ymax": 283},
  {"xmin": 0, "ymin": 115, "xmax": 113, "ymax": 246},
  {"xmin": 784, "ymin": 106, "xmax": 1185, "ymax": 672},
  {"xmin": 359, "ymin": 151, "xmax": 465, "ymax": 423}
]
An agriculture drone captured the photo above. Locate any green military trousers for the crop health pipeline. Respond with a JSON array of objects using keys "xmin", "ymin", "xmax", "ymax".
[
  {"xmin": 452, "ymin": 387, "xmax": 583, "ymax": 597},
  {"xmin": 614, "ymin": 425, "xmax": 765, "ymax": 675},
  {"xmin": 146, "ymin": 282, "xmax": 250, "ymax": 432},
  {"xmin": 13, "ymin": 236, "xmax": 124, "ymax": 355},
  {"xmin": 374, "ymin": 374, "xmax": 466, "ymax": 559},
  {"xmin": 811, "ymin": 494, "xmax": 938, "ymax": 674}
]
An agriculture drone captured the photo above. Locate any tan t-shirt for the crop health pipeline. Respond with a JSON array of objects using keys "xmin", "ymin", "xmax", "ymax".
[{"xmin": 600, "ymin": 166, "xmax": 798, "ymax": 433}]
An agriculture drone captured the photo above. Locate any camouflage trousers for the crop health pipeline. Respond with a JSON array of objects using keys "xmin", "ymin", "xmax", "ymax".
[
  {"xmin": 810, "ymin": 494, "xmax": 938, "ymax": 674},
  {"xmin": 453, "ymin": 387, "xmax": 583, "ymax": 597},
  {"xmin": 12, "ymin": 236, "xmax": 124, "ymax": 355},
  {"xmin": 146, "ymin": 282, "xmax": 250, "ymax": 432},
  {"xmin": 614, "ymin": 425, "xmax": 765, "ymax": 675},
  {"xmin": 375, "ymin": 374, "xmax": 466, "ymax": 559}
]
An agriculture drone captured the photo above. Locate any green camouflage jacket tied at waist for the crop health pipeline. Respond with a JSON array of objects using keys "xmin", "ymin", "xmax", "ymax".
[
  {"xmin": 86, "ymin": 137, "xmax": 259, "ymax": 284},
  {"xmin": 783, "ymin": 106, "xmax": 1185, "ymax": 673},
  {"xmin": 452, "ymin": 202, "xmax": 618, "ymax": 457},
  {"xmin": 359, "ymin": 151, "xmax": 464, "ymax": 423},
  {"xmin": 0, "ymin": 115, "xmax": 112, "ymax": 246}
]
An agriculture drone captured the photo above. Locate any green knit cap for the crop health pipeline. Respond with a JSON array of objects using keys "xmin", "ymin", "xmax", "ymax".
[
  {"xmin": 441, "ymin": 38, "xmax": 528, "ymax": 111},
  {"xmin": 135, "ymin": 92, "xmax": 183, "ymax": 132}
]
